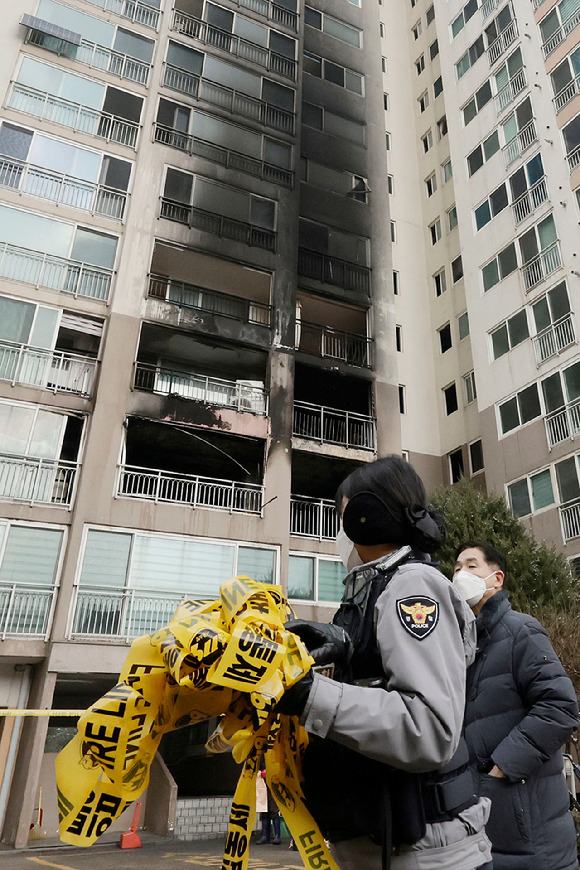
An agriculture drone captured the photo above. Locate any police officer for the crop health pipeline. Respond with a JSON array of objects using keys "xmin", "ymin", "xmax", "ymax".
[{"xmin": 279, "ymin": 456, "xmax": 492, "ymax": 870}]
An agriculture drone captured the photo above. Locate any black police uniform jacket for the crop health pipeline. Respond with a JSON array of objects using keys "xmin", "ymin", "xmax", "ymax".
[{"xmin": 463, "ymin": 590, "xmax": 578, "ymax": 870}]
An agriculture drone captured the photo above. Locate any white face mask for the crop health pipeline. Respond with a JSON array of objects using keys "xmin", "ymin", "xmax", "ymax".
[
  {"xmin": 453, "ymin": 569, "xmax": 496, "ymax": 607},
  {"xmin": 336, "ymin": 527, "xmax": 363, "ymax": 572}
]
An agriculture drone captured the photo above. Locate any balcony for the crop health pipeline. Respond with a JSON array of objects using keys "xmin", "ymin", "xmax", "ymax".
[
  {"xmin": 134, "ymin": 363, "xmax": 268, "ymax": 414},
  {"xmin": 290, "ymin": 495, "xmax": 338, "ymax": 540},
  {"xmin": 520, "ymin": 241, "xmax": 562, "ymax": 292},
  {"xmin": 567, "ymin": 143, "xmax": 580, "ymax": 172},
  {"xmin": 545, "ymin": 398, "xmax": 580, "ymax": 448},
  {"xmin": 171, "ymin": 9, "xmax": 296, "ymax": 80},
  {"xmin": 154, "ymin": 123, "xmax": 293, "ymax": 187},
  {"xmin": 84, "ymin": 0, "xmax": 160, "ymax": 29},
  {"xmin": 0, "ymin": 241, "xmax": 113, "ymax": 302},
  {"xmin": 533, "ymin": 313, "xmax": 576, "ymax": 364},
  {"xmin": 149, "ymin": 274, "xmax": 271, "ymax": 326},
  {"xmin": 162, "ymin": 65, "xmax": 295, "ymax": 134},
  {"xmin": 481, "ymin": 0, "xmax": 498, "ymax": 19},
  {"xmin": 542, "ymin": 8, "xmax": 580, "ymax": 58},
  {"xmin": 293, "ymin": 401, "xmax": 376, "ymax": 451},
  {"xmin": 298, "ymin": 248, "xmax": 371, "ymax": 295},
  {"xmin": 70, "ymin": 586, "xmax": 186, "ymax": 640},
  {"xmin": 553, "ymin": 73, "xmax": 580, "ymax": 112},
  {"xmin": 117, "ymin": 464, "xmax": 263, "ymax": 513},
  {"xmin": 0, "ymin": 455, "xmax": 78, "ymax": 507},
  {"xmin": 488, "ymin": 19, "xmax": 518, "ymax": 66},
  {"xmin": 533, "ymin": 0, "xmax": 546, "ymax": 9},
  {"xmin": 0, "ymin": 583, "xmax": 56, "ymax": 639},
  {"xmin": 560, "ymin": 498, "xmax": 580, "ymax": 541},
  {"xmin": 494, "ymin": 67, "xmax": 526, "ymax": 113},
  {"xmin": 0, "ymin": 155, "xmax": 127, "ymax": 220},
  {"xmin": 160, "ymin": 198, "xmax": 276, "ymax": 251},
  {"xmin": 297, "ymin": 321, "xmax": 372, "ymax": 368},
  {"xmin": 236, "ymin": 0, "xmax": 297, "ymax": 30},
  {"xmin": 0, "ymin": 342, "xmax": 97, "ymax": 396},
  {"xmin": 511, "ymin": 176, "xmax": 548, "ymax": 226},
  {"xmin": 7, "ymin": 83, "xmax": 140, "ymax": 149},
  {"xmin": 503, "ymin": 119, "xmax": 537, "ymax": 168}
]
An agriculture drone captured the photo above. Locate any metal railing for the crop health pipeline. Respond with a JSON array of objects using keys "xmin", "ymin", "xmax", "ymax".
[
  {"xmin": 84, "ymin": 0, "xmax": 160, "ymax": 29},
  {"xmin": 134, "ymin": 362, "xmax": 268, "ymax": 414},
  {"xmin": 293, "ymin": 401, "xmax": 376, "ymax": 451},
  {"xmin": 553, "ymin": 73, "xmax": 580, "ymax": 112},
  {"xmin": 149, "ymin": 274, "xmax": 271, "ymax": 325},
  {"xmin": 153, "ymin": 123, "xmax": 293, "ymax": 187},
  {"xmin": 542, "ymin": 8, "xmax": 580, "ymax": 57},
  {"xmin": 117, "ymin": 464, "xmax": 264, "ymax": 514},
  {"xmin": 0, "ymin": 241, "xmax": 113, "ymax": 301},
  {"xmin": 532, "ymin": 313, "xmax": 575, "ymax": 364},
  {"xmin": 0, "ymin": 455, "xmax": 78, "ymax": 507},
  {"xmin": 560, "ymin": 498, "xmax": 580, "ymax": 541},
  {"xmin": 0, "ymin": 155, "xmax": 127, "ymax": 219},
  {"xmin": 290, "ymin": 495, "xmax": 338, "ymax": 540},
  {"xmin": 162, "ymin": 64, "xmax": 295, "ymax": 134},
  {"xmin": 0, "ymin": 583, "xmax": 56, "ymax": 639},
  {"xmin": 503, "ymin": 119, "xmax": 537, "ymax": 167},
  {"xmin": 533, "ymin": 0, "xmax": 546, "ymax": 9},
  {"xmin": 297, "ymin": 321, "xmax": 372, "ymax": 367},
  {"xmin": 495, "ymin": 67, "xmax": 526, "ymax": 113},
  {"xmin": 521, "ymin": 241, "xmax": 562, "ymax": 292},
  {"xmin": 511, "ymin": 176, "xmax": 548, "ymax": 225},
  {"xmin": 481, "ymin": 0, "xmax": 498, "ymax": 19},
  {"xmin": 70, "ymin": 586, "xmax": 187, "ymax": 640},
  {"xmin": 298, "ymin": 248, "xmax": 371, "ymax": 294},
  {"xmin": 488, "ymin": 19, "xmax": 518, "ymax": 66},
  {"xmin": 160, "ymin": 197, "xmax": 276, "ymax": 251},
  {"xmin": 0, "ymin": 342, "xmax": 97, "ymax": 395},
  {"xmin": 545, "ymin": 398, "xmax": 580, "ymax": 448},
  {"xmin": 172, "ymin": 9, "xmax": 296, "ymax": 80},
  {"xmin": 26, "ymin": 29, "xmax": 151, "ymax": 86},
  {"xmin": 8, "ymin": 83, "xmax": 139, "ymax": 148},
  {"xmin": 236, "ymin": 0, "xmax": 298, "ymax": 30},
  {"xmin": 567, "ymin": 143, "xmax": 580, "ymax": 172}
]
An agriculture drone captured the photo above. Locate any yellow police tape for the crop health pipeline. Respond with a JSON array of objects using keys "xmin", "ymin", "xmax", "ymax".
[{"xmin": 55, "ymin": 576, "xmax": 341, "ymax": 870}]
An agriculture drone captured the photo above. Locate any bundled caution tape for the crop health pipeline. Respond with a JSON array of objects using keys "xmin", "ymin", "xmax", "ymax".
[{"xmin": 56, "ymin": 576, "xmax": 341, "ymax": 870}]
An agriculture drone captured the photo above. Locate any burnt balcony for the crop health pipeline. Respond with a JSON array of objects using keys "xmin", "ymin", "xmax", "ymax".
[
  {"xmin": 298, "ymin": 248, "xmax": 370, "ymax": 295},
  {"xmin": 134, "ymin": 364, "xmax": 268, "ymax": 415},
  {"xmin": 160, "ymin": 197, "xmax": 276, "ymax": 252},
  {"xmin": 149, "ymin": 274, "xmax": 271, "ymax": 326},
  {"xmin": 293, "ymin": 401, "xmax": 376, "ymax": 451}
]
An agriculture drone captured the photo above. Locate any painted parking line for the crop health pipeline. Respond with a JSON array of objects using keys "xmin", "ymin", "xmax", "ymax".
[
  {"xmin": 163, "ymin": 853, "xmax": 303, "ymax": 869},
  {"xmin": 27, "ymin": 858, "xmax": 81, "ymax": 870}
]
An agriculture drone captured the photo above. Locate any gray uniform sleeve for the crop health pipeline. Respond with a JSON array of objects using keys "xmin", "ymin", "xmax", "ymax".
[{"xmin": 303, "ymin": 563, "xmax": 472, "ymax": 773}]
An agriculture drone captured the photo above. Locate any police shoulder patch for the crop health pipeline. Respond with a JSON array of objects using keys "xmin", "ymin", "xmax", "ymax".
[{"xmin": 396, "ymin": 595, "xmax": 439, "ymax": 640}]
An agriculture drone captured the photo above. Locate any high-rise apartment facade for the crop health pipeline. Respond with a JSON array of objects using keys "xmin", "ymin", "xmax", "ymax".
[{"xmin": 0, "ymin": 0, "xmax": 579, "ymax": 847}]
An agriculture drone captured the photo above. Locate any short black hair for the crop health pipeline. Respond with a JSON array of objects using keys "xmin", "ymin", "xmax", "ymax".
[{"xmin": 455, "ymin": 541, "xmax": 506, "ymax": 576}]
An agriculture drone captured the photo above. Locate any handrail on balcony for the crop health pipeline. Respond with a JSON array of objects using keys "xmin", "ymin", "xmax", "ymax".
[
  {"xmin": 293, "ymin": 400, "xmax": 377, "ymax": 451},
  {"xmin": 0, "ymin": 341, "xmax": 97, "ymax": 395},
  {"xmin": 70, "ymin": 585, "xmax": 188, "ymax": 640},
  {"xmin": 160, "ymin": 197, "xmax": 277, "ymax": 251},
  {"xmin": 290, "ymin": 494, "xmax": 338, "ymax": 540},
  {"xmin": 298, "ymin": 247, "xmax": 371, "ymax": 295},
  {"xmin": 0, "ymin": 454, "xmax": 78, "ymax": 507},
  {"xmin": 84, "ymin": 0, "xmax": 160, "ymax": 29},
  {"xmin": 481, "ymin": 0, "xmax": 498, "ymax": 19},
  {"xmin": 117, "ymin": 464, "xmax": 264, "ymax": 514},
  {"xmin": 545, "ymin": 396, "xmax": 580, "ymax": 448},
  {"xmin": 532, "ymin": 312, "xmax": 576, "ymax": 365},
  {"xmin": 567, "ymin": 143, "xmax": 580, "ymax": 173},
  {"xmin": 8, "ymin": 82, "xmax": 140, "ymax": 148},
  {"xmin": 553, "ymin": 73, "xmax": 580, "ymax": 112},
  {"xmin": 234, "ymin": 0, "xmax": 298, "ymax": 30},
  {"xmin": 0, "ymin": 582, "xmax": 56, "ymax": 640},
  {"xmin": 542, "ymin": 7, "xmax": 580, "ymax": 57},
  {"xmin": 134, "ymin": 362, "xmax": 268, "ymax": 414},
  {"xmin": 488, "ymin": 19, "xmax": 518, "ymax": 66},
  {"xmin": 0, "ymin": 240, "xmax": 113, "ymax": 301},
  {"xmin": 560, "ymin": 497, "xmax": 580, "ymax": 541},
  {"xmin": 503, "ymin": 118, "xmax": 538, "ymax": 167},
  {"xmin": 148, "ymin": 274, "xmax": 271, "ymax": 325},
  {"xmin": 521, "ymin": 240, "xmax": 562, "ymax": 292},
  {"xmin": 297, "ymin": 320, "xmax": 372, "ymax": 367},
  {"xmin": 511, "ymin": 176, "xmax": 548, "ymax": 225},
  {"xmin": 494, "ymin": 67, "xmax": 526, "ymax": 113}
]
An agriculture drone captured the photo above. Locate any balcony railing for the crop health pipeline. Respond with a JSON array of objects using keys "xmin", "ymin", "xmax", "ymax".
[
  {"xmin": 567, "ymin": 143, "xmax": 580, "ymax": 173},
  {"xmin": 153, "ymin": 123, "xmax": 293, "ymax": 187},
  {"xmin": 298, "ymin": 321, "xmax": 372, "ymax": 368},
  {"xmin": 553, "ymin": 73, "xmax": 580, "ymax": 112},
  {"xmin": 84, "ymin": 0, "xmax": 160, "ymax": 29},
  {"xmin": 160, "ymin": 197, "xmax": 276, "ymax": 251},
  {"xmin": 511, "ymin": 176, "xmax": 548, "ymax": 225},
  {"xmin": 293, "ymin": 401, "xmax": 376, "ymax": 451},
  {"xmin": 0, "ymin": 583, "xmax": 56, "ymax": 639},
  {"xmin": 0, "ymin": 342, "xmax": 97, "ymax": 396},
  {"xmin": 503, "ymin": 119, "xmax": 537, "ymax": 167},
  {"xmin": 542, "ymin": 8, "xmax": 580, "ymax": 57},
  {"xmin": 481, "ymin": 0, "xmax": 498, "ymax": 19},
  {"xmin": 560, "ymin": 498, "xmax": 580, "ymax": 541},
  {"xmin": 8, "ymin": 83, "xmax": 139, "ymax": 149},
  {"xmin": 533, "ymin": 0, "xmax": 547, "ymax": 9},
  {"xmin": 237, "ymin": 0, "xmax": 297, "ymax": 29},
  {"xmin": 162, "ymin": 64, "xmax": 295, "ymax": 134},
  {"xmin": 545, "ymin": 398, "xmax": 580, "ymax": 448},
  {"xmin": 495, "ymin": 67, "xmax": 526, "ymax": 113},
  {"xmin": 0, "ymin": 241, "xmax": 113, "ymax": 301},
  {"xmin": 134, "ymin": 363, "xmax": 268, "ymax": 414},
  {"xmin": 0, "ymin": 455, "xmax": 78, "ymax": 507},
  {"xmin": 521, "ymin": 241, "xmax": 562, "ymax": 292},
  {"xmin": 26, "ymin": 30, "xmax": 151, "ymax": 86},
  {"xmin": 290, "ymin": 495, "xmax": 338, "ymax": 540},
  {"xmin": 298, "ymin": 248, "xmax": 371, "ymax": 295},
  {"xmin": 0, "ymin": 155, "xmax": 127, "ymax": 219},
  {"xmin": 532, "ymin": 313, "xmax": 576, "ymax": 364},
  {"xmin": 488, "ymin": 19, "xmax": 518, "ymax": 66},
  {"xmin": 172, "ymin": 10, "xmax": 296, "ymax": 80},
  {"xmin": 149, "ymin": 274, "xmax": 271, "ymax": 326},
  {"xmin": 70, "ymin": 586, "xmax": 187, "ymax": 640}
]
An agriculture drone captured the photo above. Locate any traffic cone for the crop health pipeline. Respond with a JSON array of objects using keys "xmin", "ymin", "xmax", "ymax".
[{"xmin": 119, "ymin": 802, "xmax": 142, "ymax": 849}]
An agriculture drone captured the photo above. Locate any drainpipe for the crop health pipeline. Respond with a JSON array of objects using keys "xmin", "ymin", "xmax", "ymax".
[{"xmin": 0, "ymin": 664, "xmax": 33, "ymax": 836}]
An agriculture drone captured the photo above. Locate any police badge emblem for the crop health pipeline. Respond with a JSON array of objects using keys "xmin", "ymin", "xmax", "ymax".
[{"xmin": 396, "ymin": 595, "xmax": 439, "ymax": 640}]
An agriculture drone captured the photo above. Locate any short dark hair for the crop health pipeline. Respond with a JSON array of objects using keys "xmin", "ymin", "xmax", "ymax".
[
  {"xmin": 336, "ymin": 456, "xmax": 427, "ymax": 516},
  {"xmin": 455, "ymin": 541, "xmax": 506, "ymax": 576}
]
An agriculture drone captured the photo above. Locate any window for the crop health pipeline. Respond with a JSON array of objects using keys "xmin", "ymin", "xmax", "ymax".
[
  {"xmin": 429, "ymin": 39, "xmax": 439, "ymax": 59},
  {"xmin": 498, "ymin": 383, "xmax": 541, "ymax": 434},
  {"xmin": 425, "ymin": 172, "xmax": 437, "ymax": 196},
  {"xmin": 482, "ymin": 240, "xmax": 517, "ymax": 291},
  {"xmin": 532, "ymin": 281, "xmax": 573, "ymax": 361},
  {"xmin": 463, "ymin": 371, "xmax": 477, "ymax": 404},
  {"xmin": 429, "ymin": 218, "xmax": 441, "ymax": 245},
  {"xmin": 390, "ymin": 220, "xmax": 396, "ymax": 242},
  {"xmin": 458, "ymin": 311, "xmax": 469, "ymax": 340},
  {"xmin": 491, "ymin": 309, "xmax": 529, "ymax": 359},
  {"xmin": 426, "ymin": 5, "xmax": 435, "ymax": 25},
  {"xmin": 163, "ymin": 170, "xmax": 276, "ymax": 231},
  {"xmin": 449, "ymin": 448, "xmax": 464, "ymax": 483},
  {"xmin": 436, "ymin": 116, "xmax": 448, "ymax": 139},
  {"xmin": 434, "ymin": 269, "xmax": 446, "ymax": 297},
  {"xmin": 305, "ymin": 6, "xmax": 362, "ymax": 47},
  {"xmin": 447, "ymin": 205, "xmax": 458, "ymax": 230},
  {"xmin": 416, "ymin": 54, "xmax": 425, "ymax": 75},
  {"xmin": 433, "ymin": 76, "xmax": 444, "ymax": 97},
  {"xmin": 467, "ymin": 130, "xmax": 500, "ymax": 176},
  {"xmin": 393, "ymin": 270, "xmax": 399, "ymax": 294},
  {"xmin": 387, "ymin": 174, "xmax": 394, "ymax": 194},
  {"xmin": 396, "ymin": 324, "xmax": 403, "ymax": 352},
  {"xmin": 442, "ymin": 159, "xmax": 452, "ymax": 182},
  {"xmin": 439, "ymin": 322, "xmax": 452, "ymax": 353},
  {"xmin": 495, "ymin": 47, "xmax": 524, "ymax": 109},
  {"xmin": 501, "ymin": 96, "xmax": 534, "ymax": 162},
  {"xmin": 298, "ymin": 219, "xmax": 370, "ymax": 266},
  {"xmin": 302, "ymin": 101, "xmax": 366, "ymax": 144},
  {"xmin": 456, "ymin": 35, "xmax": 485, "ymax": 79},
  {"xmin": 485, "ymin": 4, "xmax": 516, "ymax": 56},
  {"xmin": 541, "ymin": 361, "xmax": 580, "ymax": 438},
  {"xmin": 462, "ymin": 80, "xmax": 493, "ymax": 125},
  {"xmin": 452, "ymin": 255, "xmax": 464, "ymax": 282},
  {"xmin": 444, "ymin": 383, "xmax": 458, "ymax": 415},
  {"xmin": 422, "ymin": 129, "xmax": 433, "ymax": 152},
  {"xmin": 385, "ymin": 131, "xmax": 392, "ymax": 150},
  {"xmin": 475, "ymin": 153, "xmax": 544, "ymax": 231},
  {"xmin": 551, "ymin": 46, "xmax": 580, "ymax": 106},
  {"xmin": 419, "ymin": 90, "xmax": 430, "ymax": 112},
  {"xmin": 412, "ymin": 20, "xmax": 422, "ymax": 39},
  {"xmin": 469, "ymin": 439, "xmax": 484, "ymax": 474},
  {"xmin": 399, "ymin": 384, "xmax": 406, "ymax": 414},
  {"xmin": 508, "ymin": 468, "xmax": 554, "ymax": 517},
  {"xmin": 451, "ymin": 0, "xmax": 479, "ymax": 38},
  {"xmin": 302, "ymin": 160, "xmax": 370, "ymax": 202},
  {"xmin": 0, "ymin": 521, "xmax": 64, "ymax": 589},
  {"xmin": 303, "ymin": 52, "xmax": 364, "ymax": 95},
  {"xmin": 288, "ymin": 554, "xmax": 344, "ymax": 602}
]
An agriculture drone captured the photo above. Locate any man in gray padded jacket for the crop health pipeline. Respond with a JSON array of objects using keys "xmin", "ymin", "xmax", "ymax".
[{"xmin": 279, "ymin": 457, "xmax": 492, "ymax": 870}]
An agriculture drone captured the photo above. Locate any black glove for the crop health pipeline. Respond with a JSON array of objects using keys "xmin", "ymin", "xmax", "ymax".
[
  {"xmin": 277, "ymin": 669, "xmax": 314, "ymax": 717},
  {"xmin": 285, "ymin": 620, "xmax": 353, "ymax": 670}
]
